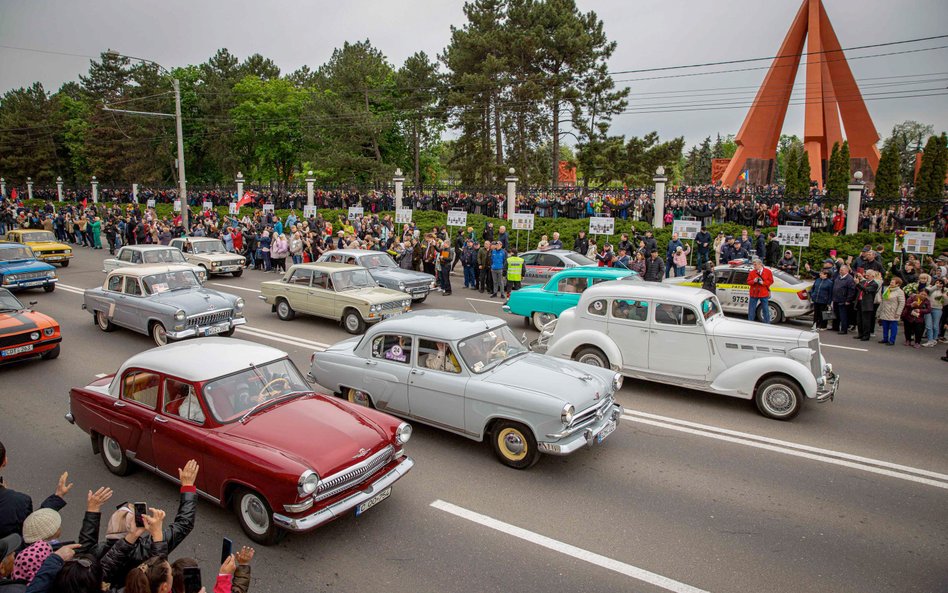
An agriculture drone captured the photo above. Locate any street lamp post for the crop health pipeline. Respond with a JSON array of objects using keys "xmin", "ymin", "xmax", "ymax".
[
  {"xmin": 26, "ymin": 177, "xmax": 33, "ymax": 201},
  {"xmin": 91, "ymin": 176, "xmax": 99, "ymax": 203},
  {"xmin": 56, "ymin": 177, "xmax": 63, "ymax": 202}
]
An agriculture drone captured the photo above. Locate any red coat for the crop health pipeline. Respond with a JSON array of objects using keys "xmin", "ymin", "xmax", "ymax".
[
  {"xmin": 832, "ymin": 210, "xmax": 846, "ymax": 232},
  {"xmin": 747, "ymin": 267, "xmax": 774, "ymax": 298}
]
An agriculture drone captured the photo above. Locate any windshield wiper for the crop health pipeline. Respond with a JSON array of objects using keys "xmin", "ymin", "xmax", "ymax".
[{"xmin": 239, "ymin": 390, "xmax": 308, "ymax": 423}]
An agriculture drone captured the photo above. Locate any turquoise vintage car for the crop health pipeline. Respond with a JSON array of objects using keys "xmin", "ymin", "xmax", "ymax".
[{"xmin": 503, "ymin": 267, "xmax": 639, "ymax": 329}]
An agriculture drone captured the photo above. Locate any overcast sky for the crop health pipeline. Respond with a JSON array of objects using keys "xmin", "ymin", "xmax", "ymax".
[{"xmin": 1, "ymin": 0, "xmax": 946, "ymax": 148}]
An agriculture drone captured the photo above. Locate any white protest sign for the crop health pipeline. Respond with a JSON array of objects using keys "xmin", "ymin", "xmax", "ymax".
[
  {"xmin": 202, "ymin": 200, "xmax": 213, "ymax": 211},
  {"xmin": 588, "ymin": 216, "xmax": 615, "ymax": 236},
  {"xmin": 447, "ymin": 210, "xmax": 468, "ymax": 227},
  {"xmin": 903, "ymin": 231, "xmax": 935, "ymax": 255},
  {"xmin": 228, "ymin": 202, "xmax": 238, "ymax": 215},
  {"xmin": 672, "ymin": 219, "xmax": 701, "ymax": 240},
  {"xmin": 510, "ymin": 212, "xmax": 535, "ymax": 231},
  {"xmin": 262, "ymin": 203, "xmax": 274, "ymax": 214},
  {"xmin": 303, "ymin": 205, "xmax": 318, "ymax": 219},
  {"xmin": 776, "ymin": 225, "xmax": 811, "ymax": 247},
  {"xmin": 395, "ymin": 208, "xmax": 413, "ymax": 224},
  {"xmin": 172, "ymin": 200, "xmax": 181, "ymax": 212},
  {"xmin": 146, "ymin": 199, "xmax": 156, "ymax": 209},
  {"xmin": 347, "ymin": 206, "xmax": 364, "ymax": 220}
]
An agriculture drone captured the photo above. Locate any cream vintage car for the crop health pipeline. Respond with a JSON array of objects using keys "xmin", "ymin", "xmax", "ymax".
[
  {"xmin": 259, "ymin": 263, "xmax": 411, "ymax": 334},
  {"xmin": 534, "ymin": 280, "xmax": 838, "ymax": 420},
  {"xmin": 169, "ymin": 237, "xmax": 245, "ymax": 277}
]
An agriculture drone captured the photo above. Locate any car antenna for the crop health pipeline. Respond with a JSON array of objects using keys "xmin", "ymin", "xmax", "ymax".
[{"xmin": 466, "ymin": 299, "xmax": 491, "ymax": 330}]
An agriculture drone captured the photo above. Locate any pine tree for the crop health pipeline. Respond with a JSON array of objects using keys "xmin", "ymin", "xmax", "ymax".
[
  {"xmin": 825, "ymin": 141, "xmax": 847, "ymax": 203},
  {"xmin": 797, "ymin": 146, "xmax": 812, "ymax": 198},
  {"xmin": 915, "ymin": 134, "xmax": 948, "ymax": 199},
  {"xmin": 783, "ymin": 145, "xmax": 800, "ymax": 198},
  {"xmin": 874, "ymin": 140, "xmax": 901, "ymax": 199}
]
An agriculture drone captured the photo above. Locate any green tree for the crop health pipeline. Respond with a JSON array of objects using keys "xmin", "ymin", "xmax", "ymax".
[
  {"xmin": 396, "ymin": 52, "xmax": 444, "ymax": 188},
  {"xmin": 874, "ymin": 140, "xmax": 901, "ymax": 199},
  {"xmin": 695, "ymin": 137, "xmax": 712, "ymax": 185},
  {"xmin": 825, "ymin": 141, "xmax": 848, "ymax": 203},
  {"xmin": 915, "ymin": 133, "xmax": 948, "ymax": 199},
  {"xmin": 783, "ymin": 144, "xmax": 800, "ymax": 198},
  {"xmin": 887, "ymin": 120, "xmax": 934, "ymax": 185},
  {"xmin": 796, "ymin": 146, "xmax": 811, "ymax": 198},
  {"xmin": 230, "ymin": 77, "xmax": 305, "ymax": 187},
  {"xmin": 0, "ymin": 83, "xmax": 63, "ymax": 182},
  {"xmin": 775, "ymin": 134, "xmax": 800, "ymax": 183}
]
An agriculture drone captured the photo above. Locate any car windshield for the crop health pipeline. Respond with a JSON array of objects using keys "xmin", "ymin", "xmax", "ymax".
[
  {"xmin": 203, "ymin": 358, "xmax": 311, "ymax": 423},
  {"xmin": 701, "ymin": 297, "xmax": 722, "ymax": 320},
  {"xmin": 0, "ymin": 290, "xmax": 23, "ymax": 312},
  {"xmin": 142, "ymin": 271, "xmax": 201, "ymax": 294},
  {"xmin": 332, "ymin": 269, "xmax": 375, "ymax": 291},
  {"xmin": 192, "ymin": 240, "xmax": 226, "ymax": 254},
  {"xmin": 358, "ymin": 253, "xmax": 396, "ymax": 268},
  {"xmin": 772, "ymin": 269, "xmax": 800, "ymax": 284},
  {"xmin": 21, "ymin": 231, "xmax": 57, "ymax": 242},
  {"xmin": 143, "ymin": 249, "xmax": 186, "ymax": 264},
  {"xmin": 457, "ymin": 325, "xmax": 528, "ymax": 374},
  {"xmin": 565, "ymin": 253, "xmax": 595, "ymax": 266},
  {"xmin": 0, "ymin": 247, "xmax": 35, "ymax": 261}
]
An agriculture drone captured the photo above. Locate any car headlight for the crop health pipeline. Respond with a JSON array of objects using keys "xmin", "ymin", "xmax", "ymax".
[
  {"xmin": 561, "ymin": 403, "xmax": 575, "ymax": 425},
  {"xmin": 297, "ymin": 470, "xmax": 319, "ymax": 496},
  {"xmin": 371, "ymin": 304, "xmax": 380, "ymax": 312},
  {"xmin": 174, "ymin": 310, "xmax": 186, "ymax": 321},
  {"xmin": 402, "ymin": 299, "xmax": 410, "ymax": 307},
  {"xmin": 210, "ymin": 261, "xmax": 218, "ymax": 270},
  {"xmin": 398, "ymin": 281, "xmax": 406, "ymax": 290},
  {"xmin": 823, "ymin": 363, "xmax": 833, "ymax": 375},
  {"xmin": 43, "ymin": 327, "xmax": 55, "ymax": 337},
  {"xmin": 395, "ymin": 422, "xmax": 412, "ymax": 445},
  {"xmin": 235, "ymin": 297, "xmax": 245, "ymax": 310},
  {"xmin": 65, "ymin": 249, "xmax": 72, "ymax": 254},
  {"xmin": 5, "ymin": 275, "xmax": 16, "ymax": 283},
  {"xmin": 612, "ymin": 373, "xmax": 623, "ymax": 392},
  {"xmin": 47, "ymin": 271, "xmax": 57, "ymax": 278},
  {"xmin": 30, "ymin": 331, "xmax": 40, "ymax": 341}
]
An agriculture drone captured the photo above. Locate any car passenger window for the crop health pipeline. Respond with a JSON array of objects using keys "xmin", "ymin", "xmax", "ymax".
[
  {"xmin": 654, "ymin": 303, "xmax": 699, "ymax": 326},
  {"xmin": 536, "ymin": 254, "xmax": 561, "ymax": 267},
  {"xmin": 587, "ymin": 299, "xmax": 607, "ymax": 316},
  {"xmin": 131, "ymin": 252, "xmax": 143, "ymax": 264},
  {"xmin": 107, "ymin": 275, "xmax": 123, "ymax": 292},
  {"xmin": 682, "ymin": 308, "xmax": 699, "ymax": 325},
  {"xmin": 417, "ymin": 339, "xmax": 461, "ymax": 374},
  {"xmin": 611, "ymin": 299, "xmax": 648, "ymax": 322},
  {"xmin": 122, "ymin": 371, "xmax": 160, "ymax": 409},
  {"xmin": 521, "ymin": 253, "xmax": 538, "ymax": 265},
  {"xmin": 372, "ymin": 335, "xmax": 412, "ymax": 364},
  {"xmin": 124, "ymin": 277, "xmax": 142, "ymax": 296},
  {"xmin": 162, "ymin": 378, "xmax": 204, "ymax": 424},
  {"xmin": 289, "ymin": 268, "xmax": 313, "ymax": 286},
  {"xmin": 118, "ymin": 250, "xmax": 133, "ymax": 262},
  {"xmin": 731, "ymin": 271, "xmax": 749, "ymax": 285},
  {"xmin": 714, "ymin": 270, "xmax": 731, "ymax": 284},
  {"xmin": 311, "ymin": 271, "xmax": 329, "ymax": 290},
  {"xmin": 557, "ymin": 277, "xmax": 588, "ymax": 293}
]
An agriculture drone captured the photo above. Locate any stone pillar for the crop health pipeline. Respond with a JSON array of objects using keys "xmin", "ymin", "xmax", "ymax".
[
  {"xmin": 505, "ymin": 167, "xmax": 518, "ymax": 221},
  {"xmin": 652, "ymin": 166, "xmax": 668, "ymax": 228},
  {"xmin": 56, "ymin": 177, "xmax": 63, "ymax": 201},
  {"xmin": 0, "ymin": 178, "xmax": 5, "ymax": 199},
  {"xmin": 26, "ymin": 177, "xmax": 34, "ymax": 201},
  {"xmin": 846, "ymin": 171, "xmax": 864, "ymax": 236},
  {"xmin": 132, "ymin": 183, "xmax": 139, "ymax": 203},
  {"xmin": 236, "ymin": 171, "xmax": 244, "ymax": 204},
  {"xmin": 393, "ymin": 168, "xmax": 405, "ymax": 211},
  {"xmin": 305, "ymin": 170, "xmax": 315, "ymax": 208},
  {"xmin": 91, "ymin": 176, "xmax": 99, "ymax": 203}
]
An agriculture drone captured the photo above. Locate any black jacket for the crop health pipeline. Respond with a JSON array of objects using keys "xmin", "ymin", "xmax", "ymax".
[
  {"xmin": 701, "ymin": 270, "xmax": 716, "ymax": 292},
  {"xmin": 573, "ymin": 236, "xmax": 589, "ymax": 255},
  {"xmin": 644, "ymin": 256, "xmax": 665, "ymax": 282},
  {"xmin": 0, "ymin": 578, "xmax": 27, "ymax": 593},
  {"xmin": 832, "ymin": 274, "xmax": 857, "ymax": 304},
  {"xmin": 0, "ymin": 487, "xmax": 66, "ymax": 540}
]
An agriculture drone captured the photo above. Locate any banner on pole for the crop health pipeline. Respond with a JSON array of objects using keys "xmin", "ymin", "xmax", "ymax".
[
  {"xmin": 395, "ymin": 208, "xmax": 413, "ymax": 224},
  {"xmin": 347, "ymin": 206, "xmax": 364, "ymax": 220},
  {"xmin": 588, "ymin": 216, "xmax": 614, "ymax": 236},
  {"xmin": 672, "ymin": 219, "xmax": 701, "ymax": 239},
  {"xmin": 447, "ymin": 210, "xmax": 468, "ymax": 227},
  {"xmin": 510, "ymin": 212, "xmax": 535, "ymax": 231},
  {"xmin": 202, "ymin": 200, "xmax": 213, "ymax": 211},
  {"xmin": 228, "ymin": 202, "xmax": 239, "ymax": 215},
  {"xmin": 146, "ymin": 199, "xmax": 156, "ymax": 209},
  {"xmin": 901, "ymin": 231, "xmax": 935, "ymax": 255},
  {"xmin": 172, "ymin": 200, "xmax": 181, "ymax": 212},
  {"xmin": 303, "ymin": 205, "xmax": 317, "ymax": 219},
  {"xmin": 262, "ymin": 203, "xmax": 274, "ymax": 214},
  {"xmin": 776, "ymin": 225, "xmax": 811, "ymax": 247}
]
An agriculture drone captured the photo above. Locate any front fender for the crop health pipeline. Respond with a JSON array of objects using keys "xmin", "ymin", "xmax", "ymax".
[
  {"xmin": 546, "ymin": 330, "xmax": 622, "ymax": 371},
  {"xmin": 710, "ymin": 357, "xmax": 817, "ymax": 399}
]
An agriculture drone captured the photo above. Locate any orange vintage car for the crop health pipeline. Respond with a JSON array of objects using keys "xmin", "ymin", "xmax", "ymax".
[{"xmin": 0, "ymin": 287, "xmax": 61, "ymax": 363}]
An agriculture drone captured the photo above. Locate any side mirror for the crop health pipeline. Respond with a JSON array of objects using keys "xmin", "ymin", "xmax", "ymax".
[{"xmin": 29, "ymin": 301, "xmax": 38, "ymax": 307}]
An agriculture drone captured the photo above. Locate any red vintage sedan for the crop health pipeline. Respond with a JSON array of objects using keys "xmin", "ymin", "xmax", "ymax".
[{"xmin": 65, "ymin": 338, "xmax": 414, "ymax": 545}]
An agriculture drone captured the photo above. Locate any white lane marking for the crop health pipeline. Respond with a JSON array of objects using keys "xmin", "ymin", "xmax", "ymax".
[
  {"xmin": 466, "ymin": 297, "xmax": 502, "ymax": 305},
  {"xmin": 209, "ymin": 282, "xmax": 261, "ymax": 294},
  {"xmin": 624, "ymin": 413, "xmax": 948, "ymax": 490},
  {"xmin": 821, "ymin": 343, "xmax": 868, "ymax": 352},
  {"xmin": 430, "ymin": 500, "xmax": 709, "ymax": 593},
  {"xmin": 55, "ymin": 283, "xmax": 85, "ymax": 295},
  {"xmin": 239, "ymin": 325, "xmax": 330, "ymax": 348},
  {"xmin": 235, "ymin": 328, "xmax": 326, "ymax": 351}
]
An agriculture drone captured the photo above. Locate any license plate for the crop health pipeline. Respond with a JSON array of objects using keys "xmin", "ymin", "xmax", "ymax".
[
  {"xmin": 1, "ymin": 344, "xmax": 33, "ymax": 357},
  {"xmin": 204, "ymin": 325, "xmax": 228, "ymax": 336},
  {"xmin": 596, "ymin": 420, "xmax": 616, "ymax": 444},
  {"xmin": 383, "ymin": 311, "xmax": 403, "ymax": 318},
  {"xmin": 23, "ymin": 281, "xmax": 45, "ymax": 287},
  {"xmin": 46, "ymin": 257, "xmax": 63, "ymax": 261},
  {"xmin": 355, "ymin": 487, "xmax": 391, "ymax": 516}
]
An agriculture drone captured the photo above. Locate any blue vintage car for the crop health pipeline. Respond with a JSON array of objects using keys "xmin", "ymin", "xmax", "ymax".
[
  {"xmin": 0, "ymin": 243, "xmax": 58, "ymax": 292},
  {"xmin": 503, "ymin": 267, "xmax": 639, "ymax": 329}
]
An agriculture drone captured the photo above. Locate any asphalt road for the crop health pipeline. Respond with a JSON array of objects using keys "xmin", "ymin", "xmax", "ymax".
[{"xmin": 1, "ymin": 246, "xmax": 946, "ymax": 593}]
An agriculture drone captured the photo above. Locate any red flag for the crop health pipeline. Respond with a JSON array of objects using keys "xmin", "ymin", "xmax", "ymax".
[
  {"xmin": 236, "ymin": 190, "xmax": 254, "ymax": 208},
  {"xmin": 81, "ymin": 197, "xmax": 87, "ymax": 210},
  {"xmin": 10, "ymin": 188, "xmax": 17, "ymax": 201}
]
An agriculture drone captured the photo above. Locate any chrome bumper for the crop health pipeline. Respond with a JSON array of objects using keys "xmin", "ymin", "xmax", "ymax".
[
  {"xmin": 272, "ymin": 456, "xmax": 414, "ymax": 532},
  {"xmin": 538, "ymin": 404, "xmax": 623, "ymax": 455},
  {"xmin": 166, "ymin": 317, "xmax": 246, "ymax": 339},
  {"xmin": 211, "ymin": 265, "xmax": 243, "ymax": 273},
  {"xmin": 815, "ymin": 372, "xmax": 839, "ymax": 402},
  {"xmin": 501, "ymin": 305, "xmax": 512, "ymax": 313}
]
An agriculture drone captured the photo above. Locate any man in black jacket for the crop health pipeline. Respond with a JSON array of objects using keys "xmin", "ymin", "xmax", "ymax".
[
  {"xmin": 0, "ymin": 440, "xmax": 70, "ymax": 541},
  {"xmin": 644, "ymin": 249, "xmax": 665, "ymax": 282},
  {"xmin": 694, "ymin": 227, "xmax": 712, "ymax": 270},
  {"xmin": 573, "ymin": 231, "xmax": 589, "ymax": 255}
]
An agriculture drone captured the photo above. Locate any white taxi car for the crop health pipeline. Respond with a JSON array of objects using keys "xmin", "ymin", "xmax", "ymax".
[{"xmin": 665, "ymin": 261, "xmax": 812, "ymax": 323}]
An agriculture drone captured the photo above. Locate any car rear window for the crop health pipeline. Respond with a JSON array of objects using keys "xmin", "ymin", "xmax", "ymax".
[
  {"xmin": 566, "ymin": 253, "xmax": 595, "ymax": 266},
  {"xmin": 772, "ymin": 270, "xmax": 800, "ymax": 284}
]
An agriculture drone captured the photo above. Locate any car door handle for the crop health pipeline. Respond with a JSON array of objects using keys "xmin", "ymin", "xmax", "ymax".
[
  {"xmin": 365, "ymin": 360, "xmax": 377, "ymax": 366},
  {"xmin": 153, "ymin": 416, "xmax": 168, "ymax": 423},
  {"xmin": 411, "ymin": 369, "xmax": 425, "ymax": 375},
  {"xmin": 640, "ymin": 328, "xmax": 649, "ymax": 333},
  {"xmin": 113, "ymin": 401, "xmax": 126, "ymax": 408}
]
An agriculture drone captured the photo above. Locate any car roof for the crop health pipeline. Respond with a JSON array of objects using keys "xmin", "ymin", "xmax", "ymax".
[
  {"xmin": 0, "ymin": 242, "xmax": 28, "ymax": 250},
  {"xmin": 551, "ymin": 267, "xmax": 633, "ymax": 280},
  {"xmin": 178, "ymin": 236, "xmax": 221, "ymax": 242},
  {"xmin": 521, "ymin": 249, "xmax": 577, "ymax": 256},
  {"xmin": 118, "ymin": 338, "xmax": 286, "ymax": 382},
  {"xmin": 367, "ymin": 309, "xmax": 505, "ymax": 337},
  {"xmin": 583, "ymin": 280, "xmax": 713, "ymax": 304},
  {"xmin": 120, "ymin": 245, "xmax": 177, "ymax": 251},
  {"xmin": 290, "ymin": 262, "xmax": 362, "ymax": 272},
  {"xmin": 108, "ymin": 264, "xmax": 199, "ymax": 277},
  {"xmin": 324, "ymin": 249, "xmax": 384, "ymax": 258}
]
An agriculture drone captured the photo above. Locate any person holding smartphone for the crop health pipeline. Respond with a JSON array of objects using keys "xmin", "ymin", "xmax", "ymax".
[{"xmin": 747, "ymin": 258, "xmax": 775, "ymax": 324}]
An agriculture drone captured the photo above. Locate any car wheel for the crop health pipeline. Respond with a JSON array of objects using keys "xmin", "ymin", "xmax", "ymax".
[
  {"xmin": 414, "ymin": 294, "xmax": 427, "ymax": 304},
  {"xmin": 233, "ymin": 488, "xmax": 285, "ymax": 546},
  {"xmin": 221, "ymin": 327, "xmax": 236, "ymax": 337},
  {"xmin": 41, "ymin": 344, "xmax": 61, "ymax": 360},
  {"xmin": 756, "ymin": 302, "xmax": 784, "ymax": 324},
  {"xmin": 151, "ymin": 322, "xmax": 170, "ymax": 347},
  {"xmin": 43, "ymin": 284, "xmax": 55, "ymax": 293},
  {"xmin": 754, "ymin": 376, "xmax": 803, "ymax": 420},
  {"xmin": 491, "ymin": 421, "xmax": 540, "ymax": 469},
  {"xmin": 232, "ymin": 269, "xmax": 243, "ymax": 278},
  {"xmin": 99, "ymin": 435, "xmax": 132, "ymax": 476},
  {"xmin": 346, "ymin": 387, "xmax": 374, "ymax": 408},
  {"xmin": 96, "ymin": 310, "xmax": 116, "ymax": 332},
  {"xmin": 60, "ymin": 260, "xmax": 69, "ymax": 268},
  {"xmin": 343, "ymin": 309, "xmax": 366, "ymax": 334},
  {"xmin": 532, "ymin": 311, "xmax": 556, "ymax": 330},
  {"xmin": 573, "ymin": 346, "xmax": 609, "ymax": 369},
  {"xmin": 276, "ymin": 299, "xmax": 295, "ymax": 321}
]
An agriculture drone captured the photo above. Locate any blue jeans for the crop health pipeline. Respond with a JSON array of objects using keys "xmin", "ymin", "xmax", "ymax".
[
  {"xmin": 926, "ymin": 309, "xmax": 942, "ymax": 342},
  {"xmin": 696, "ymin": 251, "xmax": 708, "ymax": 270},
  {"xmin": 664, "ymin": 260, "xmax": 674, "ymax": 278},
  {"xmin": 463, "ymin": 265, "xmax": 476, "ymax": 287},
  {"xmin": 881, "ymin": 320, "xmax": 898, "ymax": 344},
  {"xmin": 749, "ymin": 296, "xmax": 771, "ymax": 323},
  {"xmin": 675, "ymin": 265, "xmax": 686, "ymax": 277}
]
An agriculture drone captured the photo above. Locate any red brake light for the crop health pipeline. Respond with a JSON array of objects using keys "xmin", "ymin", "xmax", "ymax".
[{"xmin": 797, "ymin": 290, "xmax": 809, "ymax": 300}]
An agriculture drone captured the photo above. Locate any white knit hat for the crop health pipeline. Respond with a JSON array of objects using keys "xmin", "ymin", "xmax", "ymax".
[{"xmin": 22, "ymin": 508, "xmax": 61, "ymax": 544}]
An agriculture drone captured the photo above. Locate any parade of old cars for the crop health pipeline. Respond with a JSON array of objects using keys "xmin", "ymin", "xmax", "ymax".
[
  {"xmin": 64, "ymin": 338, "xmax": 414, "ymax": 545},
  {"xmin": 169, "ymin": 236, "xmax": 246, "ymax": 277},
  {"xmin": 82, "ymin": 264, "xmax": 246, "ymax": 346},
  {"xmin": 3, "ymin": 228, "xmax": 73, "ymax": 266},
  {"xmin": 309, "ymin": 310, "xmax": 623, "ymax": 468},
  {"xmin": 518, "ymin": 248, "xmax": 597, "ymax": 284},
  {"xmin": 260, "ymin": 262, "xmax": 412, "ymax": 334},
  {"xmin": 317, "ymin": 248, "xmax": 435, "ymax": 302},
  {"xmin": 534, "ymin": 281, "xmax": 838, "ymax": 420},
  {"xmin": 0, "ymin": 243, "xmax": 58, "ymax": 292},
  {"xmin": 0, "ymin": 287, "xmax": 61, "ymax": 364},
  {"xmin": 103, "ymin": 244, "xmax": 208, "ymax": 282}
]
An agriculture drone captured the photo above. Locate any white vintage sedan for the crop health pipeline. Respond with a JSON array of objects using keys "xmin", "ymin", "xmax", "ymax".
[
  {"xmin": 534, "ymin": 281, "xmax": 838, "ymax": 420},
  {"xmin": 309, "ymin": 310, "xmax": 623, "ymax": 469},
  {"xmin": 103, "ymin": 245, "xmax": 207, "ymax": 283}
]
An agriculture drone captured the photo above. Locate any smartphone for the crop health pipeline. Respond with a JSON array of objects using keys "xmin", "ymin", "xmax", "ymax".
[
  {"xmin": 182, "ymin": 566, "xmax": 202, "ymax": 593},
  {"xmin": 133, "ymin": 502, "xmax": 147, "ymax": 528},
  {"xmin": 220, "ymin": 537, "xmax": 233, "ymax": 566}
]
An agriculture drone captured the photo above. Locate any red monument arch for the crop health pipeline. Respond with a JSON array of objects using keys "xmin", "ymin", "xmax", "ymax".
[{"xmin": 721, "ymin": 0, "xmax": 881, "ymax": 188}]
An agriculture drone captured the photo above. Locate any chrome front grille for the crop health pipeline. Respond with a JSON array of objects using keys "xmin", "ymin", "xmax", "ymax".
[
  {"xmin": 808, "ymin": 337, "xmax": 821, "ymax": 378},
  {"xmin": 314, "ymin": 445, "xmax": 394, "ymax": 502},
  {"xmin": 380, "ymin": 300, "xmax": 404, "ymax": 311},
  {"xmin": 14, "ymin": 271, "xmax": 48, "ymax": 281},
  {"xmin": 187, "ymin": 309, "xmax": 232, "ymax": 327},
  {"xmin": 570, "ymin": 395, "xmax": 615, "ymax": 429}
]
